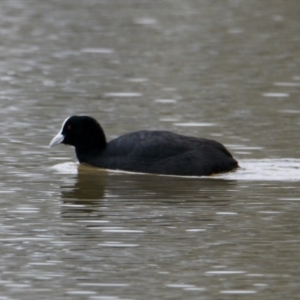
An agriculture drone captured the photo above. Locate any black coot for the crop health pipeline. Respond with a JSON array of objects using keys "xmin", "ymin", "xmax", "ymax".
[{"xmin": 49, "ymin": 116, "xmax": 238, "ymax": 176}]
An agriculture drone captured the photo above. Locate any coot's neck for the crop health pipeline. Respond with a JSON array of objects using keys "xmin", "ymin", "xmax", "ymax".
[{"xmin": 75, "ymin": 127, "xmax": 107, "ymax": 164}]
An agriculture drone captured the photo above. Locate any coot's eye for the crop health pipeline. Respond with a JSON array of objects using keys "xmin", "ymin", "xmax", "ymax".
[{"xmin": 67, "ymin": 125, "xmax": 71, "ymax": 130}]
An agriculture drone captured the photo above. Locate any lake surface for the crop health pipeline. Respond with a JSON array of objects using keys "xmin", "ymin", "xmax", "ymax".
[{"xmin": 0, "ymin": 0, "xmax": 300, "ymax": 299}]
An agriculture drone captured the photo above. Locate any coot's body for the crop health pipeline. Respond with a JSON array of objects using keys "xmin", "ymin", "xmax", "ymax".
[{"xmin": 50, "ymin": 116, "xmax": 238, "ymax": 176}]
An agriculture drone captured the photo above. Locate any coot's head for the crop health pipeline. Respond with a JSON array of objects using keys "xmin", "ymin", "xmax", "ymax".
[{"xmin": 49, "ymin": 116, "xmax": 106, "ymax": 150}]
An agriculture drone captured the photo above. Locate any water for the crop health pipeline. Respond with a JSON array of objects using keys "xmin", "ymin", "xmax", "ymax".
[{"xmin": 0, "ymin": 0, "xmax": 300, "ymax": 299}]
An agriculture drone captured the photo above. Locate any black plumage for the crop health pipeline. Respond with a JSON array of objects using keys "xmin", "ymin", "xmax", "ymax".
[{"xmin": 50, "ymin": 116, "xmax": 238, "ymax": 176}]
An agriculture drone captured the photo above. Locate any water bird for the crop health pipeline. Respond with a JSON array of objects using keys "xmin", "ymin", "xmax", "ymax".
[{"xmin": 49, "ymin": 115, "xmax": 238, "ymax": 176}]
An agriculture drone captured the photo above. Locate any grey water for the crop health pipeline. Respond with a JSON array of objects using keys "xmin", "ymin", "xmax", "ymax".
[{"xmin": 0, "ymin": 0, "xmax": 300, "ymax": 299}]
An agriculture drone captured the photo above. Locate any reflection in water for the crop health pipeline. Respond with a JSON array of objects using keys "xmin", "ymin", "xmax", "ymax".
[
  {"xmin": 60, "ymin": 165, "xmax": 238, "ymax": 216},
  {"xmin": 61, "ymin": 165, "xmax": 107, "ymax": 201},
  {"xmin": 60, "ymin": 165, "xmax": 107, "ymax": 217}
]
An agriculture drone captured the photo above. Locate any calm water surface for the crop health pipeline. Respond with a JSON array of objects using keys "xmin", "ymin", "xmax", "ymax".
[{"xmin": 0, "ymin": 0, "xmax": 300, "ymax": 299}]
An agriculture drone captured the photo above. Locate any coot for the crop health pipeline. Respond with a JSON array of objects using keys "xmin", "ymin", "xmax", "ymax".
[{"xmin": 49, "ymin": 116, "xmax": 238, "ymax": 176}]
